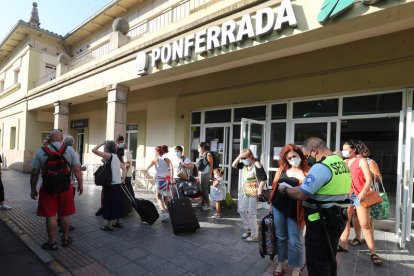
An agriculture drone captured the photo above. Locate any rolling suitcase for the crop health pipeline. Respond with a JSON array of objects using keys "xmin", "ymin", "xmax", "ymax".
[
  {"xmin": 121, "ymin": 185, "xmax": 159, "ymax": 225},
  {"xmin": 167, "ymin": 185, "xmax": 200, "ymax": 234},
  {"xmin": 258, "ymin": 212, "xmax": 277, "ymax": 260}
]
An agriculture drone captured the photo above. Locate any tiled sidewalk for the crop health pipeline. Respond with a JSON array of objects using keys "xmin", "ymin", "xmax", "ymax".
[{"xmin": 1, "ymin": 169, "xmax": 413, "ymax": 276}]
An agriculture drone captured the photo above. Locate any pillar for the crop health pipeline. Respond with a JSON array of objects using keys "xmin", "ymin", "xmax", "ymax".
[
  {"xmin": 106, "ymin": 84, "xmax": 128, "ymax": 140},
  {"xmin": 54, "ymin": 101, "xmax": 69, "ymax": 135}
]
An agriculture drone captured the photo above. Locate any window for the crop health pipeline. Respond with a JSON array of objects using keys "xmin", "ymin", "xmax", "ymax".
[
  {"xmin": 271, "ymin": 104, "xmax": 287, "ymax": 120},
  {"xmin": 343, "ymin": 92, "xmax": 402, "ymax": 116},
  {"xmin": 13, "ymin": 69, "xmax": 19, "ymax": 84},
  {"xmin": 190, "ymin": 126, "xmax": 200, "ymax": 161},
  {"xmin": 233, "ymin": 106, "xmax": 266, "ymax": 122},
  {"xmin": 126, "ymin": 124, "xmax": 138, "ymax": 161},
  {"xmin": 293, "ymin": 99, "xmax": 338, "ymax": 118},
  {"xmin": 10, "ymin": 127, "xmax": 16, "ymax": 149},
  {"xmin": 205, "ymin": 109, "xmax": 231, "ymax": 123},
  {"xmin": 191, "ymin": 112, "xmax": 201, "ymax": 124},
  {"xmin": 269, "ymin": 123, "xmax": 286, "ymax": 168}
]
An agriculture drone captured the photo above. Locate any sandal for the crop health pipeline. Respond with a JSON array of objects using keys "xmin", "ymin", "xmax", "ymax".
[
  {"xmin": 101, "ymin": 225, "xmax": 113, "ymax": 231},
  {"xmin": 337, "ymin": 245, "xmax": 349, "ymax": 252},
  {"xmin": 273, "ymin": 263, "xmax": 284, "ymax": 276},
  {"xmin": 41, "ymin": 241, "xmax": 58, "ymax": 250},
  {"xmin": 62, "ymin": 236, "xmax": 73, "ymax": 247},
  {"xmin": 113, "ymin": 222, "xmax": 123, "ymax": 228},
  {"xmin": 349, "ymin": 238, "xmax": 362, "ymax": 246},
  {"xmin": 370, "ymin": 254, "xmax": 383, "ymax": 266}
]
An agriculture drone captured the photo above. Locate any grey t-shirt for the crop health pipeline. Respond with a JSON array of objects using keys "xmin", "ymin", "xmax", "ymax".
[{"xmin": 32, "ymin": 142, "xmax": 80, "ymax": 171}]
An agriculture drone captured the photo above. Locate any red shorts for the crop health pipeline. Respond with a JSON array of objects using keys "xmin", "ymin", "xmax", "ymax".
[{"xmin": 37, "ymin": 184, "xmax": 76, "ymax": 217}]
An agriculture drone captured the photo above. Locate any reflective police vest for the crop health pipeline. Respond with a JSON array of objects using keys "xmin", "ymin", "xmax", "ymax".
[{"xmin": 316, "ymin": 155, "xmax": 352, "ymax": 196}]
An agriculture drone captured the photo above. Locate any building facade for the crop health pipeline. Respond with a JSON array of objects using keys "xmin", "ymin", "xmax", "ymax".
[{"xmin": 1, "ymin": 0, "xmax": 413, "ymax": 246}]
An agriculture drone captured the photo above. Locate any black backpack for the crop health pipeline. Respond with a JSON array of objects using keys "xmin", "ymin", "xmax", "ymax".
[
  {"xmin": 42, "ymin": 144, "xmax": 71, "ymax": 194},
  {"xmin": 197, "ymin": 151, "xmax": 219, "ymax": 171},
  {"xmin": 94, "ymin": 155, "xmax": 113, "ymax": 188}
]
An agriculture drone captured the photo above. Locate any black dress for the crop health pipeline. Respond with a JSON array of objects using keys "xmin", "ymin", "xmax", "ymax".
[{"xmin": 271, "ymin": 171, "xmax": 300, "ymax": 220}]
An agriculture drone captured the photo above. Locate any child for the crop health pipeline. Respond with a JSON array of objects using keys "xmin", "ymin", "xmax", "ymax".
[{"xmin": 211, "ymin": 168, "xmax": 224, "ymax": 218}]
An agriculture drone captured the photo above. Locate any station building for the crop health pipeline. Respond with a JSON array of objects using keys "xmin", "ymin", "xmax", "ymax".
[{"xmin": 0, "ymin": 0, "xmax": 413, "ymax": 246}]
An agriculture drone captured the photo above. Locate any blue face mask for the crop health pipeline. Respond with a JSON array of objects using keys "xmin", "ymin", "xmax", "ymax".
[{"xmin": 241, "ymin": 159, "xmax": 250, "ymax": 166}]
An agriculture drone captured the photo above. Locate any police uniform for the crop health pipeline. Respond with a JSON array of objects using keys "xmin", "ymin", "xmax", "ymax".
[{"xmin": 299, "ymin": 154, "xmax": 351, "ymax": 276}]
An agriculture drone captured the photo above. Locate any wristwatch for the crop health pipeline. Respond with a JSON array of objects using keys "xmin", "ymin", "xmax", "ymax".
[{"xmin": 283, "ymin": 187, "xmax": 288, "ymax": 194}]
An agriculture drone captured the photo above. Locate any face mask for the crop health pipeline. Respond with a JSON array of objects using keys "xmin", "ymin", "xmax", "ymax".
[
  {"xmin": 306, "ymin": 150, "xmax": 317, "ymax": 167},
  {"xmin": 118, "ymin": 143, "xmax": 124, "ymax": 148},
  {"xmin": 198, "ymin": 148, "xmax": 202, "ymax": 154},
  {"xmin": 241, "ymin": 159, "xmax": 250, "ymax": 166},
  {"xmin": 176, "ymin": 151, "xmax": 182, "ymax": 158},
  {"xmin": 341, "ymin": 150, "xmax": 350, "ymax": 159},
  {"xmin": 288, "ymin": 157, "xmax": 301, "ymax": 168},
  {"xmin": 214, "ymin": 174, "xmax": 220, "ymax": 179}
]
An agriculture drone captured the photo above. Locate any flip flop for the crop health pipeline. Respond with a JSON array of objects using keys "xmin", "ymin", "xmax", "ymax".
[
  {"xmin": 113, "ymin": 222, "xmax": 123, "ymax": 228},
  {"xmin": 41, "ymin": 241, "xmax": 58, "ymax": 250},
  {"xmin": 349, "ymin": 238, "xmax": 362, "ymax": 246},
  {"xmin": 337, "ymin": 245, "xmax": 349, "ymax": 252},
  {"xmin": 101, "ymin": 225, "xmax": 113, "ymax": 231},
  {"xmin": 62, "ymin": 236, "xmax": 73, "ymax": 247},
  {"xmin": 370, "ymin": 254, "xmax": 383, "ymax": 266}
]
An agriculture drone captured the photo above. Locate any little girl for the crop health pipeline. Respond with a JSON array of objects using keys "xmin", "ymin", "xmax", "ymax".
[{"xmin": 211, "ymin": 168, "xmax": 224, "ymax": 218}]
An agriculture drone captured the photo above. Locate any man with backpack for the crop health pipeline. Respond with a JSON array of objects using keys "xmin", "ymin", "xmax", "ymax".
[{"xmin": 30, "ymin": 129, "xmax": 83, "ymax": 250}]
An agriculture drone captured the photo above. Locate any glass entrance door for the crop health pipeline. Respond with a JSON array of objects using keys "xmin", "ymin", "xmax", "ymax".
[
  {"xmin": 292, "ymin": 120, "xmax": 339, "ymax": 150},
  {"xmin": 239, "ymin": 118, "xmax": 267, "ymax": 206},
  {"xmin": 204, "ymin": 125, "xmax": 231, "ymax": 189}
]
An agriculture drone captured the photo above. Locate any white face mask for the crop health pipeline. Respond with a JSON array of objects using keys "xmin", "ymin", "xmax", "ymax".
[
  {"xmin": 288, "ymin": 157, "xmax": 301, "ymax": 167},
  {"xmin": 175, "ymin": 151, "xmax": 182, "ymax": 158},
  {"xmin": 342, "ymin": 150, "xmax": 350, "ymax": 159},
  {"xmin": 198, "ymin": 148, "xmax": 202, "ymax": 154},
  {"xmin": 241, "ymin": 159, "xmax": 250, "ymax": 166},
  {"xmin": 214, "ymin": 174, "xmax": 220, "ymax": 179}
]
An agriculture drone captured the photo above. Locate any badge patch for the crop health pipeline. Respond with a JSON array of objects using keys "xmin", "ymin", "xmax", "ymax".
[{"xmin": 304, "ymin": 175, "xmax": 316, "ymax": 186}]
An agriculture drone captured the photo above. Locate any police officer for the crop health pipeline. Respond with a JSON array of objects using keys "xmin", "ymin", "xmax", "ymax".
[{"xmin": 278, "ymin": 137, "xmax": 351, "ymax": 276}]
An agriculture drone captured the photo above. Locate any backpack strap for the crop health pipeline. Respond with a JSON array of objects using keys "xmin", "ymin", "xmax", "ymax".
[{"xmin": 49, "ymin": 143, "xmax": 72, "ymax": 173}]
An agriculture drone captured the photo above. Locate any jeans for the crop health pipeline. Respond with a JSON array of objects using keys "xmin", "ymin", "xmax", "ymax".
[
  {"xmin": 200, "ymin": 173, "xmax": 210, "ymax": 205},
  {"xmin": 273, "ymin": 206, "xmax": 304, "ymax": 268},
  {"xmin": 239, "ymin": 195, "xmax": 258, "ymax": 237}
]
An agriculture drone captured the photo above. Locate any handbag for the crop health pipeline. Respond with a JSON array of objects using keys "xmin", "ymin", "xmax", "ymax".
[
  {"xmin": 243, "ymin": 181, "xmax": 258, "ymax": 197},
  {"xmin": 370, "ymin": 180, "xmax": 390, "ymax": 220},
  {"xmin": 360, "ymin": 188, "xmax": 383, "ymax": 208},
  {"xmin": 94, "ymin": 155, "xmax": 113, "ymax": 187}
]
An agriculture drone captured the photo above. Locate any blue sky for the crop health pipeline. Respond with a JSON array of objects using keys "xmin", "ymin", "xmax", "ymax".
[{"xmin": 0, "ymin": 0, "xmax": 112, "ymax": 41}]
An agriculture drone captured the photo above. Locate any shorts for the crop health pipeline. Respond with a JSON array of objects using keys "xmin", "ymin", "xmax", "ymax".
[
  {"xmin": 37, "ymin": 184, "xmax": 76, "ymax": 217},
  {"xmin": 350, "ymin": 193, "xmax": 361, "ymax": 207}
]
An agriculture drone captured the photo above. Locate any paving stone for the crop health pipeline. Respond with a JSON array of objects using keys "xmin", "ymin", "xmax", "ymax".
[
  {"xmin": 110, "ymin": 262, "xmax": 146, "ymax": 275},
  {"xmin": 121, "ymin": 247, "xmax": 148, "ymax": 261},
  {"xmin": 101, "ymin": 254, "xmax": 130, "ymax": 270}
]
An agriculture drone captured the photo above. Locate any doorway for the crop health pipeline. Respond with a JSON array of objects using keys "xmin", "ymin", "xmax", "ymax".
[{"xmin": 76, "ymin": 129, "xmax": 84, "ymax": 164}]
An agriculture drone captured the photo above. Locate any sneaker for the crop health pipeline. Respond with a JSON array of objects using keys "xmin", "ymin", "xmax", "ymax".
[
  {"xmin": 241, "ymin": 231, "xmax": 251, "ymax": 239},
  {"xmin": 0, "ymin": 204, "xmax": 12, "ymax": 210},
  {"xmin": 202, "ymin": 204, "xmax": 211, "ymax": 211},
  {"xmin": 211, "ymin": 213, "xmax": 221, "ymax": 219},
  {"xmin": 160, "ymin": 212, "xmax": 170, "ymax": 222},
  {"xmin": 245, "ymin": 236, "xmax": 259, "ymax": 242},
  {"xmin": 95, "ymin": 208, "xmax": 103, "ymax": 216}
]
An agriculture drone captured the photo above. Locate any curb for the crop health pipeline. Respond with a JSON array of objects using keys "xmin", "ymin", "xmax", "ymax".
[{"xmin": 0, "ymin": 212, "xmax": 72, "ymax": 275}]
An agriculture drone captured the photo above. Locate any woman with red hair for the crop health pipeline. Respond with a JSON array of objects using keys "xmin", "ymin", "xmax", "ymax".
[
  {"xmin": 270, "ymin": 144, "xmax": 309, "ymax": 276},
  {"xmin": 145, "ymin": 145, "xmax": 173, "ymax": 222}
]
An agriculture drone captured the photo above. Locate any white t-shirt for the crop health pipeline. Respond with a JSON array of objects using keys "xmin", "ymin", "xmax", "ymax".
[{"xmin": 155, "ymin": 157, "xmax": 169, "ymax": 178}]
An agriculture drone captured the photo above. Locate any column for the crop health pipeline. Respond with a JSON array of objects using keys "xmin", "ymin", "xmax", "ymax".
[
  {"xmin": 54, "ymin": 101, "xmax": 69, "ymax": 135},
  {"xmin": 106, "ymin": 84, "xmax": 128, "ymax": 140}
]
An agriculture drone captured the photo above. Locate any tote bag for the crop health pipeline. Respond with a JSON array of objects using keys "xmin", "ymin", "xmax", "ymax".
[{"xmin": 370, "ymin": 180, "xmax": 390, "ymax": 220}]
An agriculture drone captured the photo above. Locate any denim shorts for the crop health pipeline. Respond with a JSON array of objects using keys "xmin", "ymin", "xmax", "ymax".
[{"xmin": 350, "ymin": 193, "xmax": 361, "ymax": 207}]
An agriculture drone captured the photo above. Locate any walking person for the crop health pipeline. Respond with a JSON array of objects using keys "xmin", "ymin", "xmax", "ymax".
[
  {"xmin": 145, "ymin": 145, "xmax": 173, "ymax": 222},
  {"xmin": 30, "ymin": 129, "xmax": 83, "ymax": 249},
  {"xmin": 338, "ymin": 140, "xmax": 382, "ymax": 265},
  {"xmin": 0, "ymin": 154, "xmax": 12, "ymax": 210},
  {"xmin": 277, "ymin": 137, "xmax": 351, "ymax": 276},
  {"xmin": 270, "ymin": 144, "xmax": 308, "ymax": 276},
  {"xmin": 196, "ymin": 142, "xmax": 213, "ymax": 210},
  {"xmin": 232, "ymin": 148, "xmax": 267, "ymax": 242},
  {"xmin": 92, "ymin": 140, "xmax": 127, "ymax": 231}
]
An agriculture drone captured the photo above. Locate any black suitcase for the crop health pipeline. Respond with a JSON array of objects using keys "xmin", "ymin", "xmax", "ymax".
[
  {"xmin": 121, "ymin": 185, "xmax": 159, "ymax": 225},
  {"xmin": 167, "ymin": 186, "xmax": 200, "ymax": 234}
]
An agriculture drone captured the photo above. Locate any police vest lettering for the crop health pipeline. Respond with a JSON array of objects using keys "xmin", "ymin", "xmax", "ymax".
[
  {"xmin": 138, "ymin": 0, "xmax": 297, "ymax": 70},
  {"xmin": 316, "ymin": 155, "xmax": 352, "ymax": 196}
]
